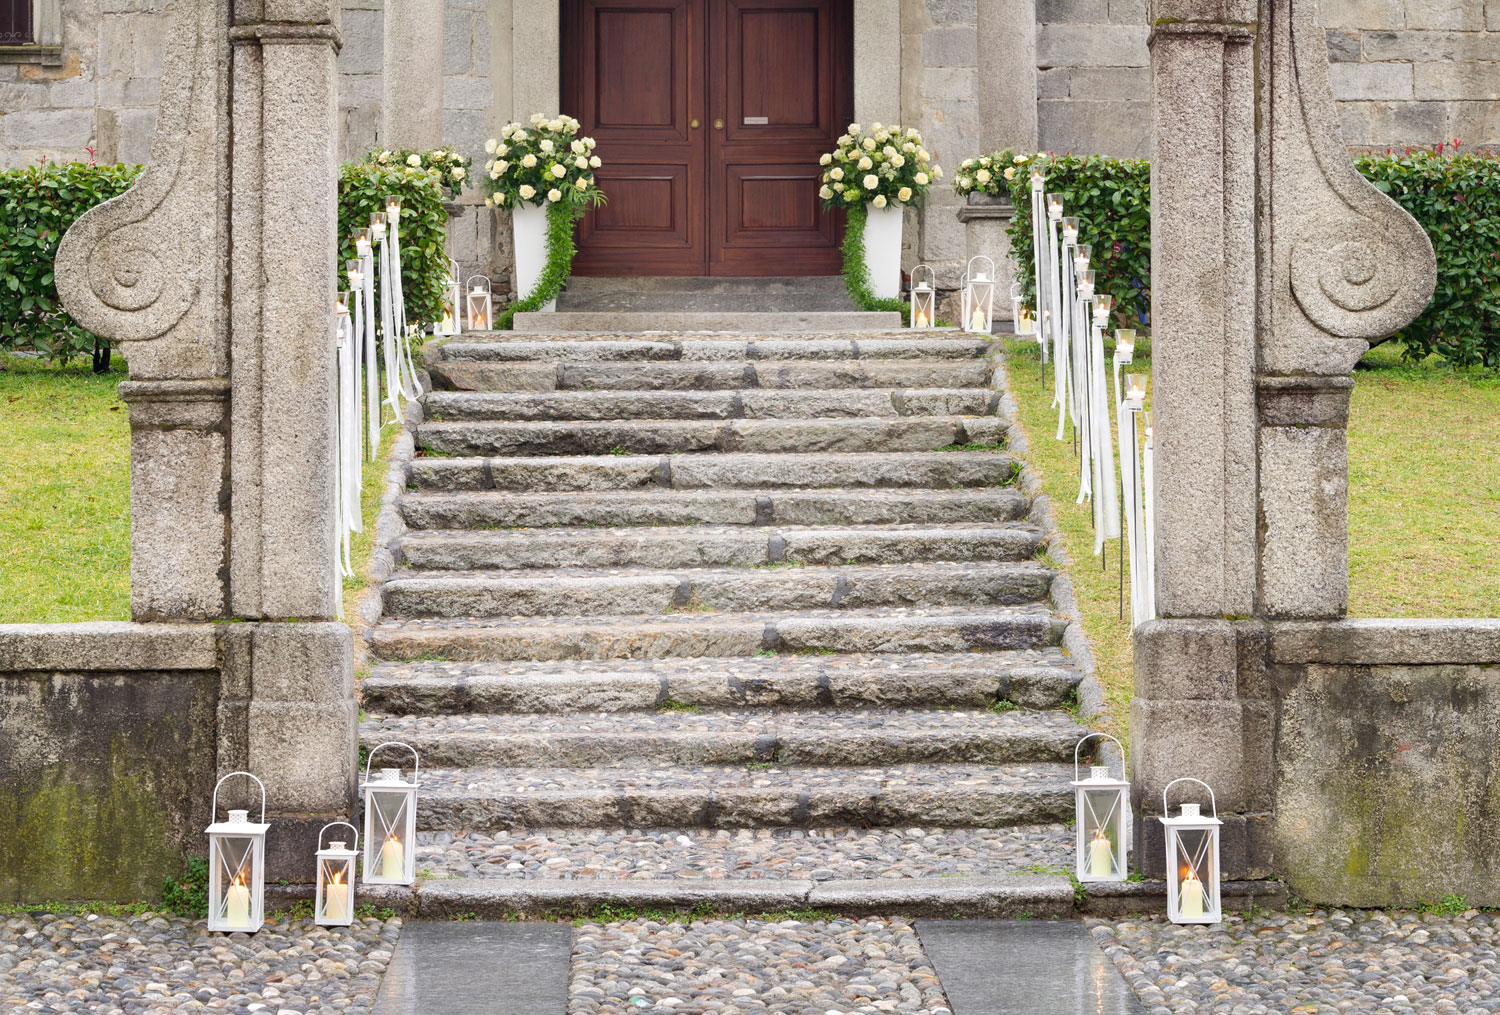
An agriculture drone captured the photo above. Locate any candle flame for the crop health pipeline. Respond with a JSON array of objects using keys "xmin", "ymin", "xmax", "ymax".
[
  {"xmin": 332, "ymin": 869, "xmax": 345, "ymax": 886},
  {"xmin": 387, "ymin": 833, "xmax": 400, "ymax": 844},
  {"xmin": 233, "ymin": 873, "xmax": 245, "ymax": 888},
  {"xmin": 1092, "ymin": 827, "xmax": 1109, "ymax": 843}
]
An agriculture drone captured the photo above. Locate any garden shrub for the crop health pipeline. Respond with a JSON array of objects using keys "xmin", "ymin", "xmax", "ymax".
[
  {"xmin": 338, "ymin": 159, "xmax": 453, "ymax": 330},
  {"xmin": 0, "ymin": 161, "xmax": 143, "ymax": 360}
]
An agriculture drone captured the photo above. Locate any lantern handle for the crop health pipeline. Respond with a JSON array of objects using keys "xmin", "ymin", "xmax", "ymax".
[
  {"xmin": 365, "ymin": 740, "xmax": 420, "ymax": 782},
  {"xmin": 965, "ymin": 254, "xmax": 995, "ymax": 281},
  {"xmin": 212, "ymin": 771, "xmax": 266, "ymax": 824},
  {"xmin": 466, "ymin": 274, "xmax": 492, "ymax": 293},
  {"xmin": 910, "ymin": 263, "xmax": 936, "ymax": 289},
  {"xmin": 318, "ymin": 820, "xmax": 360, "ymax": 854},
  {"xmin": 1010, "ymin": 281, "xmax": 1022, "ymax": 299},
  {"xmin": 1162, "ymin": 777, "xmax": 1216, "ymax": 819},
  {"xmin": 1073, "ymin": 732, "xmax": 1125, "ymax": 782}
]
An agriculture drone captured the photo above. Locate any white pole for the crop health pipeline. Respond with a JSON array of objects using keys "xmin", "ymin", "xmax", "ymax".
[
  {"xmin": 362, "ymin": 248, "xmax": 379, "ymax": 459},
  {"xmin": 1142, "ymin": 416, "xmax": 1157, "ymax": 621},
  {"xmin": 1030, "ymin": 180, "xmax": 1049, "ymax": 366},
  {"xmin": 1089, "ymin": 314, "xmax": 1120, "ymax": 550}
]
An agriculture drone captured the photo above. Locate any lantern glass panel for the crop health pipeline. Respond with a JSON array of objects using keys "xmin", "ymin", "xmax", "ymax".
[
  {"xmin": 1168, "ymin": 826, "xmax": 1220, "ymax": 922},
  {"xmin": 210, "ymin": 834, "xmax": 262, "ymax": 932},
  {"xmin": 1078, "ymin": 786, "xmax": 1127, "ymax": 881},
  {"xmin": 365, "ymin": 785, "xmax": 415, "ymax": 884},
  {"xmin": 317, "ymin": 855, "xmax": 356, "ymax": 926}
]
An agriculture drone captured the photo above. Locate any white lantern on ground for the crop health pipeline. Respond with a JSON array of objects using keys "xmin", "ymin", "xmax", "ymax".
[
  {"xmin": 1072, "ymin": 734, "xmax": 1129, "ymax": 883},
  {"xmin": 961, "ymin": 255, "xmax": 996, "ymax": 335},
  {"xmin": 909, "ymin": 264, "xmax": 937, "ymax": 329},
  {"xmin": 1010, "ymin": 282, "xmax": 1035, "ymax": 336},
  {"xmin": 1160, "ymin": 778, "xmax": 1223, "ymax": 924},
  {"xmin": 316, "ymin": 821, "xmax": 359, "ymax": 928},
  {"xmin": 363, "ymin": 742, "xmax": 419, "ymax": 886},
  {"xmin": 465, "ymin": 275, "xmax": 493, "ymax": 331},
  {"xmin": 206, "ymin": 772, "xmax": 269, "ymax": 934}
]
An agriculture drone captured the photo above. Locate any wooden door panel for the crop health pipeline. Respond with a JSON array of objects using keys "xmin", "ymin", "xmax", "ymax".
[
  {"xmin": 709, "ymin": 0, "xmax": 850, "ymax": 275},
  {"xmin": 565, "ymin": 0, "xmax": 707, "ymax": 274}
]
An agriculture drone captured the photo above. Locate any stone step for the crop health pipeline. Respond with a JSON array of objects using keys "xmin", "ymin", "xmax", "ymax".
[
  {"xmin": 361, "ymin": 707, "xmax": 1084, "ymax": 769},
  {"xmin": 361, "ymin": 650, "xmax": 1082, "ymax": 715},
  {"xmin": 384, "ymin": 562, "xmax": 1054, "ymax": 618},
  {"xmin": 554, "ymin": 292, "xmax": 856, "ymax": 313},
  {"xmin": 508, "ymin": 311, "xmax": 902, "ymax": 332},
  {"xmin": 562, "ymin": 275, "xmax": 850, "ymax": 295},
  {"xmin": 415, "ymin": 416, "xmax": 1006, "ymax": 457},
  {"xmin": 410, "ymin": 761, "xmax": 1074, "ymax": 830},
  {"xmin": 423, "ymin": 388, "xmax": 1001, "ymax": 422},
  {"xmin": 397, "ymin": 523, "xmax": 1043, "ymax": 571},
  {"xmin": 400, "ymin": 486, "xmax": 1030, "ymax": 530},
  {"xmin": 408, "ymin": 451, "xmax": 1020, "ymax": 493},
  {"xmin": 429, "ymin": 358, "xmax": 996, "ymax": 392},
  {"xmin": 434, "ymin": 335, "xmax": 990, "ymax": 361},
  {"xmin": 369, "ymin": 605, "xmax": 1064, "ymax": 662}
]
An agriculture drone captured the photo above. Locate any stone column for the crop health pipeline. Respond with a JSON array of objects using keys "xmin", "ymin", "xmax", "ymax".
[
  {"xmin": 1131, "ymin": 0, "xmax": 1435, "ymax": 881},
  {"xmin": 977, "ymin": 0, "xmax": 1036, "ymax": 153},
  {"xmin": 56, "ymin": 0, "xmax": 356, "ymax": 882},
  {"xmin": 381, "ymin": 0, "xmax": 445, "ymax": 149}
]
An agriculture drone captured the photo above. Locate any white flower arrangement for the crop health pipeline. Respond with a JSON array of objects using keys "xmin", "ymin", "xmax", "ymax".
[
  {"xmin": 952, "ymin": 149, "xmax": 1027, "ymax": 198},
  {"xmin": 818, "ymin": 123, "xmax": 941, "ymax": 208},
  {"xmin": 479, "ymin": 114, "xmax": 606, "ymax": 213}
]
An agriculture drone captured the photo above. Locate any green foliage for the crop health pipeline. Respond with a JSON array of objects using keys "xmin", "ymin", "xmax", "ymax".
[
  {"xmin": 841, "ymin": 203, "xmax": 910, "ymax": 323},
  {"xmin": 337, "ymin": 159, "xmax": 452, "ymax": 329},
  {"xmin": 1003, "ymin": 152, "xmax": 1152, "ymax": 330},
  {"xmin": 952, "ymin": 147, "xmax": 1023, "ymax": 198},
  {"xmin": 161, "ymin": 856, "xmax": 210, "ymax": 918},
  {"xmin": 495, "ymin": 201, "xmax": 580, "ymax": 330},
  {"xmin": 0, "ymin": 161, "xmax": 142, "ymax": 359},
  {"xmin": 1355, "ymin": 147, "xmax": 1500, "ymax": 367}
]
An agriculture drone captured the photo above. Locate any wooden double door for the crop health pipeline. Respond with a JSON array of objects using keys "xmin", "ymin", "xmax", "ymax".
[{"xmin": 562, "ymin": 0, "xmax": 852, "ymax": 276}]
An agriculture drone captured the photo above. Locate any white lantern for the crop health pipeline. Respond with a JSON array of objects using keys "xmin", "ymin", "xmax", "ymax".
[
  {"xmin": 369, "ymin": 211, "xmax": 387, "ymax": 242},
  {"xmin": 1062, "ymin": 215, "xmax": 1079, "ymax": 245},
  {"xmin": 1071, "ymin": 734, "xmax": 1129, "ymax": 883},
  {"xmin": 385, "ymin": 194, "xmax": 403, "ymax": 220},
  {"xmin": 465, "ymin": 275, "xmax": 493, "ymax": 331},
  {"xmin": 346, "ymin": 258, "xmax": 363, "ymax": 290},
  {"xmin": 1010, "ymin": 282, "xmax": 1035, "ymax": 336},
  {"xmin": 363, "ymin": 742, "xmax": 419, "ymax": 886},
  {"xmin": 961, "ymin": 255, "xmax": 996, "ymax": 335},
  {"xmin": 1093, "ymin": 292, "xmax": 1114, "ymax": 328},
  {"xmin": 1160, "ymin": 778, "xmax": 1223, "ymax": 924},
  {"xmin": 1123, "ymin": 372, "xmax": 1147, "ymax": 410},
  {"xmin": 206, "ymin": 772, "xmax": 269, "ymax": 934},
  {"xmin": 1047, "ymin": 193, "xmax": 1063, "ymax": 223},
  {"xmin": 1074, "ymin": 243, "xmax": 1092, "ymax": 273},
  {"xmin": 315, "ymin": 821, "xmax": 359, "ymax": 928},
  {"xmin": 354, "ymin": 228, "xmax": 372, "ymax": 260},
  {"xmin": 1077, "ymin": 268, "xmax": 1095, "ymax": 301},
  {"xmin": 1114, "ymin": 328, "xmax": 1136, "ymax": 366},
  {"xmin": 909, "ymin": 264, "xmax": 936, "ymax": 329}
]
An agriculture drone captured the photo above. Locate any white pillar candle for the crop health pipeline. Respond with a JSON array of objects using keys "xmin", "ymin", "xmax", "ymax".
[
  {"xmin": 381, "ymin": 835, "xmax": 404, "ymax": 880},
  {"xmin": 325, "ymin": 870, "xmax": 350, "ymax": 922},
  {"xmin": 1089, "ymin": 830, "xmax": 1114, "ymax": 877},
  {"xmin": 226, "ymin": 876, "xmax": 251, "ymax": 928},
  {"xmin": 969, "ymin": 306, "xmax": 986, "ymax": 332},
  {"xmin": 1180, "ymin": 870, "xmax": 1205, "ymax": 918}
]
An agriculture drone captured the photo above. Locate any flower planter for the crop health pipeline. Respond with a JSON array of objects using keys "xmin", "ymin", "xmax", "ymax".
[
  {"xmin": 512, "ymin": 202, "xmax": 555, "ymax": 312},
  {"xmin": 863, "ymin": 203, "xmax": 904, "ymax": 300}
]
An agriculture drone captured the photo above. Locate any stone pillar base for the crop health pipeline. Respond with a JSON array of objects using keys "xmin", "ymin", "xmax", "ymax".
[{"xmin": 957, "ymin": 194, "xmax": 1016, "ymax": 321}]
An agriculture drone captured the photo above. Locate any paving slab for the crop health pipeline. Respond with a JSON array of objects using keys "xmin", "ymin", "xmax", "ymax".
[
  {"xmin": 371, "ymin": 920, "xmax": 571, "ymax": 1015},
  {"xmin": 916, "ymin": 919, "xmax": 1147, "ymax": 1015}
]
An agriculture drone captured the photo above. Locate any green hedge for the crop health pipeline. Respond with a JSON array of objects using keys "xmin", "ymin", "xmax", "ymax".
[
  {"xmin": 1, "ymin": 158, "xmax": 452, "ymax": 361},
  {"xmin": 1355, "ymin": 148, "xmax": 1500, "ymax": 368},
  {"xmin": 337, "ymin": 160, "xmax": 452, "ymax": 329},
  {"xmin": 0, "ymin": 162, "xmax": 143, "ymax": 360},
  {"xmin": 1001, "ymin": 152, "xmax": 1151, "ymax": 332},
  {"xmin": 1001, "ymin": 148, "xmax": 1500, "ymax": 367}
]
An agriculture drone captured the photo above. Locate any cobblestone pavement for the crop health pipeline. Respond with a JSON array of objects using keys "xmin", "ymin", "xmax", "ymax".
[
  {"xmin": 0, "ymin": 912, "xmax": 401, "ymax": 1014},
  {"xmin": 569, "ymin": 916, "xmax": 951, "ymax": 1015},
  {"xmin": 415, "ymin": 825, "xmax": 1074, "ymax": 880},
  {"xmin": 1092, "ymin": 909, "xmax": 1500, "ymax": 1015}
]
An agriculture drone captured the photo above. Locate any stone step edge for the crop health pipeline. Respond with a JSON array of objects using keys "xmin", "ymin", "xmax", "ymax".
[{"xmin": 265, "ymin": 877, "xmax": 1287, "ymax": 921}]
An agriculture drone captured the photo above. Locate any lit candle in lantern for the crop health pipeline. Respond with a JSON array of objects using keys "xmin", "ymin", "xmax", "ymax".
[
  {"xmin": 915, "ymin": 309, "xmax": 929, "ymax": 328},
  {"xmin": 1180, "ymin": 869, "xmax": 1205, "ymax": 919},
  {"xmin": 325, "ymin": 864, "xmax": 350, "ymax": 922},
  {"xmin": 369, "ymin": 212, "xmax": 387, "ymax": 241},
  {"xmin": 1018, "ymin": 308, "xmax": 1034, "ymax": 334},
  {"xmin": 354, "ymin": 230, "xmax": 372, "ymax": 259},
  {"xmin": 227, "ymin": 873, "xmax": 251, "ymax": 928},
  {"xmin": 381, "ymin": 834, "xmax": 404, "ymax": 880},
  {"xmin": 1089, "ymin": 828, "xmax": 1114, "ymax": 877}
]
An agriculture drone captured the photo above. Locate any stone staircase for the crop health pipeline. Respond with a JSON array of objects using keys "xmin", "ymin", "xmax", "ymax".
[{"xmin": 358, "ymin": 325, "xmax": 1094, "ymax": 918}]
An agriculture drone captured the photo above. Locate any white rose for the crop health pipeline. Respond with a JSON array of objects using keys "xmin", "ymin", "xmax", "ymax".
[
  {"xmin": 539, "ymin": 139, "xmax": 555, "ymax": 153},
  {"xmin": 551, "ymin": 163, "xmax": 566, "ymax": 178},
  {"xmin": 513, "ymin": 129, "xmax": 528, "ymax": 141},
  {"xmin": 521, "ymin": 154, "xmax": 538, "ymax": 168},
  {"xmin": 575, "ymin": 177, "xmax": 589, "ymax": 190},
  {"xmin": 571, "ymin": 140, "xmax": 587, "ymax": 154},
  {"xmin": 819, "ymin": 185, "xmax": 833, "ymax": 199},
  {"xmin": 450, "ymin": 152, "xmax": 463, "ymax": 162},
  {"xmin": 585, "ymin": 137, "xmax": 596, "ymax": 149},
  {"xmin": 1015, "ymin": 154, "xmax": 1028, "ymax": 163},
  {"xmin": 830, "ymin": 167, "xmax": 844, "ymax": 181},
  {"xmin": 837, "ymin": 134, "xmax": 851, "ymax": 146},
  {"xmin": 519, "ymin": 184, "xmax": 536, "ymax": 199},
  {"xmin": 903, "ymin": 142, "xmax": 916, "ymax": 154},
  {"xmin": 858, "ymin": 156, "xmax": 873, "ymax": 171},
  {"xmin": 870, "ymin": 122, "xmax": 883, "ymax": 132},
  {"xmin": 495, "ymin": 160, "xmax": 509, "ymax": 173},
  {"xmin": 530, "ymin": 113, "xmax": 546, "ymax": 125},
  {"xmin": 933, "ymin": 165, "xmax": 943, "ymax": 178},
  {"xmin": 502, "ymin": 123, "xmax": 517, "ymax": 138},
  {"xmin": 862, "ymin": 137, "xmax": 876, "ymax": 151},
  {"xmin": 547, "ymin": 188, "xmax": 562, "ymax": 202},
  {"xmin": 819, "ymin": 153, "xmax": 832, "ymax": 165},
  {"xmin": 873, "ymin": 194, "xmax": 888, "ymax": 208},
  {"xmin": 897, "ymin": 186, "xmax": 912, "ymax": 202},
  {"xmin": 890, "ymin": 155, "xmax": 904, "ymax": 168},
  {"xmin": 1003, "ymin": 166, "xmax": 1016, "ymax": 181},
  {"xmin": 862, "ymin": 174, "xmax": 878, "ymax": 190},
  {"xmin": 589, "ymin": 155, "xmax": 601, "ymax": 168},
  {"xmin": 962, "ymin": 158, "xmax": 974, "ymax": 170},
  {"xmin": 496, "ymin": 143, "xmax": 508, "ymax": 156},
  {"xmin": 918, "ymin": 149, "xmax": 930, "ymax": 162},
  {"xmin": 485, "ymin": 138, "xmax": 498, "ymax": 154},
  {"xmin": 884, "ymin": 145, "xmax": 897, "ymax": 158},
  {"xmin": 847, "ymin": 122, "xmax": 861, "ymax": 134},
  {"xmin": 484, "ymin": 195, "xmax": 494, "ymax": 207},
  {"xmin": 378, "ymin": 150, "xmax": 390, "ymax": 162},
  {"xmin": 452, "ymin": 166, "xmax": 465, "ymax": 180},
  {"xmin": 490, "ymin": 167, "xmax": 501, "ymax": 180},
  {"xmin": 958, "ymin": 176, "xmax": 972, "ymax": 190},
  {"xmin": 406, "ymin": 154, "xmax": 422, "ymax": 167},
  {"xmin": 975, "ymin": 169, "xmax": 990, "ymax": 184},
  {"xmin": 907, "ymin": 127, "xmax": 920, "ymax": 139},
  {"xmin": 575, "ymin": 156, "xmax": 589, "ymax": 169},
  {"xmin": 548, "ymin": 119, "xmax": 563, "ymax": 131},
  {"xmin": 496, "ymin": 191, "xmax": 507, "ymax": 204},
  {"xmin": 832, "ymin": 181, "xmax": 844, "ymax": 192},
  {"xmin": 914, "ymin": 172, "xmax": 928, "ymax": 186}
]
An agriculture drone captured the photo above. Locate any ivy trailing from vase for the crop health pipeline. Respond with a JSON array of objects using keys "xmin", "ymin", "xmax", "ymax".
[
  {"xmin": 494, "ymin": 202, "xmax": 578, "ymax": 330},
  {"xmin": 841, "ymin": 203, "xmax": 909, "ymax": 322}
]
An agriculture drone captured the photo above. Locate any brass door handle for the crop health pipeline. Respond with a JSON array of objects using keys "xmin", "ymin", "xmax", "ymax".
[
  {"xmin": 713, "ymin": 118, "xmax": 724, "ymax": 130},
  {"xmin": 690, "ymin": 118, "xmax": 700, "ymax": 129}
]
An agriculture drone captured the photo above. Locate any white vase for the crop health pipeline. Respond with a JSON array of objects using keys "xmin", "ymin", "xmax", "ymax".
[
  {"xmin": 862, "ymin": 202, "xmax": 904, "ymax": 300},
  {"xmin": 512, "ymin": 202, "xmax": 556, "ymax": 312}
]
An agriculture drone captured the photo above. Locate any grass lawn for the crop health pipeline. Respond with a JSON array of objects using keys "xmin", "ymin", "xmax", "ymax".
[
  {"xmin": 1003, "ymin": 336, "xmax": 1500, "ymax": 740},
  {"xmin": 0, "ymin": 356, "xmax": 132, "ymax": 623}
]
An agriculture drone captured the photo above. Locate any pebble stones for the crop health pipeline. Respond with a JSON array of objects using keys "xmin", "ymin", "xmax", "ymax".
[
  {"xmin": 1091, "ymin": 908, "xmax": 1500, "ymax": 1015},
  {"xmin": 569, "ymin": 916, "xmax": 951, "ymax": 1015},
  {"xmin": 0, "ymin": 911, "xmax": 401, "ymax": 1015}
]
